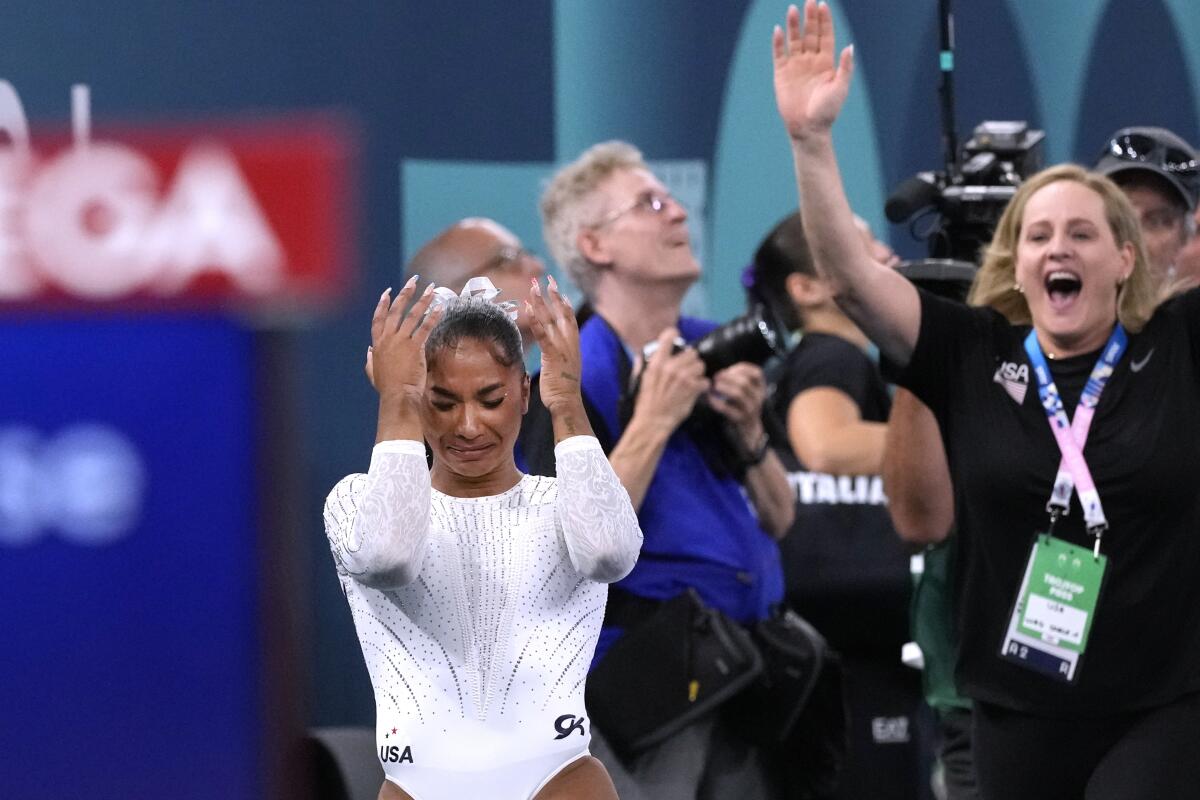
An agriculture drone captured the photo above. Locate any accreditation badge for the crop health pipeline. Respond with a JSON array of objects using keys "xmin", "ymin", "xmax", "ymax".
[{"xmin": 1000, "ymin": 533, "xmax": 1107, "ymax": 683}]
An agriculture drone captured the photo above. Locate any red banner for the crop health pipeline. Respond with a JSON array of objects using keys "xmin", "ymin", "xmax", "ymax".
[{"xmin": 0, "ymin": 116, "xmax": 356, "ymax": 312}]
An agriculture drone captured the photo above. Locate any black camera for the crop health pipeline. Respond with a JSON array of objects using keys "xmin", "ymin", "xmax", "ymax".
[
  {"xmin": 620, "ymin": 304, "xmax": 787, "ymax": 477},
  {"xmin": 886, "ymin": 120, "xmax": 1045, "ymax": 300},
  {"xmin": 887, "ymin": 120, "xmax": 1044, "ymax": 265},
  {"xmin": 643, "ymin": 304, "xmax": 787, "ymax": 377}
]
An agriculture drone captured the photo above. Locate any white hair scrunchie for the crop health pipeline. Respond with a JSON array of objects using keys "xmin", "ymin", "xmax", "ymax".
[{"xmin": 428, "ymin": 275, "xmax": 520, "ymax": 322}]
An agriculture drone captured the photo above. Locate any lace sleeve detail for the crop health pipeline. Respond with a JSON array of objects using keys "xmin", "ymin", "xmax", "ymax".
[
  {"xmin": 554, "ymin": 435, "xmax": 642, "ymax": 583},
  {"xmin": 322, "ymin": 440, "xmax": 432, "ymax": 589}
]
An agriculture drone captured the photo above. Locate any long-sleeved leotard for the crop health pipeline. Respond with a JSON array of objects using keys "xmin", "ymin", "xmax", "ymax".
[{"xmin": 324, "ymin": 435, "xmax": 641, "ymax": 800}]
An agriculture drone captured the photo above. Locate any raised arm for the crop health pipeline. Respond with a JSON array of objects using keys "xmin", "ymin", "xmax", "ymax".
[
  {"xmin": 773, "ymin": 1, "xmax": 920, "ymax": 366},
  {"xmin": 525, "ymin": 275, "xmax": 596, "ymax": 444},
  {"xmin": 554, "ymin": 437, "xmax": 643, "ymax": 583},
  {"xmin": 328, "ymin": 277, "xmax": 445, "ymax": 589},
  {"xmin": 526, "ymin": 276, "xmax": 642, "ymax": 581},
  {"xmin": 324, "ymin": 442, "xmax": 433, "ymax": 589}
]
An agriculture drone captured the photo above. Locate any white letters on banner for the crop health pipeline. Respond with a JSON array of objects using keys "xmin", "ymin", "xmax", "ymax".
[
  {"xmin": 0, "ymin": 80, "xmax": 284, "ymax": 300},
  {"xmin": 0, "ymin": 424, "xmax": 146, "ymax": 547}
]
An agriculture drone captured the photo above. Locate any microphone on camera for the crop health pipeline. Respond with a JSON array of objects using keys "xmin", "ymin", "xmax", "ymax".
[{"xmin": 884, "ymin": 172, "xmax": 941, "ymax": 223}]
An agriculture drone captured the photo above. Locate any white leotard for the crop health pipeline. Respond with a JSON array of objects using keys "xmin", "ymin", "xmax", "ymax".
[{"xmin": 324, "ymin": 435, "xmax": 641, "ymax": 800}]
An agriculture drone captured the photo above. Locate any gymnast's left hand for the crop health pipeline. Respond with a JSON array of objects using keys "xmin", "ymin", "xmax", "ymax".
[{"xmin": 526, "ymin": 276, "xmax": 585, "ymax": 416}]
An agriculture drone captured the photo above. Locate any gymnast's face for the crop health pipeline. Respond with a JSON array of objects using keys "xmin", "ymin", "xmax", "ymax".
[{"xmin": 423, "ymin": 337, "xmax": 530, "ymax": 486}]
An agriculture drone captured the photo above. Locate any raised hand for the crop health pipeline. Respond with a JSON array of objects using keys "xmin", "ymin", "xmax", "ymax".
[
  {"xmin": 526, "ymin": 275, "xmax": 595, "ymax": 441},
  {"xmin": 367, "ymin": 275, "xmax": 444, "ymax": 401},
  {"xmin": 773, "ymin": 0, "xmax": 855, "ymax": 141},
  {"xmin": 526, "ymin": 275, "xmax": 583, "ymax": 413}
]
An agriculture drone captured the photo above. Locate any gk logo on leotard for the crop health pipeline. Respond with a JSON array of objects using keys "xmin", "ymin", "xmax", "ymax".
[{"xmin": 554, "ymin": 714, "xmax": 586, "ymax": 739}]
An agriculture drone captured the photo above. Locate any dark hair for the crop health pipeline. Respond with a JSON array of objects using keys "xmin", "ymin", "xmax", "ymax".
[
  {"xmin": 425, "ymin": 298, "xmax": 524, "ymax": 371},
  {"xmin": 748, "ymin": 212, "xmax": 814, "ymax": 331}
]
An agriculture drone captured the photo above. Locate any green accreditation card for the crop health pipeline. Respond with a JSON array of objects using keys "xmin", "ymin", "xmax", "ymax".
[{"xmin": 1000, "ymin": 533, "xmax": 1107, "ymax": 683}]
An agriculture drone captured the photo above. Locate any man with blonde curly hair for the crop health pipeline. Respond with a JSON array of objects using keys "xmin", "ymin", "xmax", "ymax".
[{"xmin": 521, "ymin": 141, "xmax": 795, "ymax": 799}]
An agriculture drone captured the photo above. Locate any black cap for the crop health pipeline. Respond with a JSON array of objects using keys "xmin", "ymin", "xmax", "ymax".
[{"xmin": 1094, "ymin": 126, "xmax": 1199, "ymax": 213}]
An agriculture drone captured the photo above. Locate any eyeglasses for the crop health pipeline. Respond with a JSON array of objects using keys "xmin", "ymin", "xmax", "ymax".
[
  {"xmin": 477, "ymin": 245, "xmax": 537, "ymax": 275},
  {"xmin": 1105, "ymin": 133, "xmax": 1199, "ymax": 176},
  {"xmin": 592, "ymin": 191, "xmax": 675, "ymax": 228}
]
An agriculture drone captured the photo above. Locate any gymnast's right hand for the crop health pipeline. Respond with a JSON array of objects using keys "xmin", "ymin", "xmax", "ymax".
[
  {"xmin": 772, "ymin": 0, "xmax": 855, "ymax": 142},
  {"xmin": 366, "ymin": 275, "xmax": 443, "ymax": 400}
]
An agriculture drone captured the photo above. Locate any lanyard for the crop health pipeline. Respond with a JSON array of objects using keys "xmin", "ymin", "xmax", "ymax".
[{"xmin": 1023, "ymin": 325, "xmax": 1127, "ymax": 557}]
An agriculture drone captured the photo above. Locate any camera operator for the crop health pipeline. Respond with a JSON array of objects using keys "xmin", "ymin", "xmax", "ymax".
[{"xmin": 518, "ymin": 140, "xmax": 793, "ymax": 800}]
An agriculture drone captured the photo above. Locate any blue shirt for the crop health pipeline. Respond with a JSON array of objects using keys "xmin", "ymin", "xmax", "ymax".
[{"xmin": 576, "ymin": 315, "xmax": 784, "ymax": 660}]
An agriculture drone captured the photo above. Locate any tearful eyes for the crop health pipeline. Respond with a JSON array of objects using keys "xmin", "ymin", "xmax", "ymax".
[{"xmin": 430, "ymin": 398, "xmax": 504, "ymax": 412}]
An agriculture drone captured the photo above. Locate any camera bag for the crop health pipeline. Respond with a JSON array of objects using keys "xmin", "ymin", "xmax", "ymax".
[
  {"xmin": 586, "ymin": 587, "xmax": 763, "ymax": 757},
  {"xmin": 726, "ymin": 606, "xmax": 849, "ymax": 795}
]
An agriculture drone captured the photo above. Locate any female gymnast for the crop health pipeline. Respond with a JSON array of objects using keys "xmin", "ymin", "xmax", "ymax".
[{"xmin": 324, "ymin": 275, "xmax": 642, "ymax": 799}]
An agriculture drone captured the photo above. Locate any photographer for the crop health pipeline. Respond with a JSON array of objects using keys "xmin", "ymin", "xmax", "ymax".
[{"xmin": 519, "ymin": 140, "xmax": 793, "ymax": 799}]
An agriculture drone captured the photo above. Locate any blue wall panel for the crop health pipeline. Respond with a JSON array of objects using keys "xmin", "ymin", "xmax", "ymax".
[{"xmin": 0, "ymin": 317, "xmax": 260, "ymax": 800}]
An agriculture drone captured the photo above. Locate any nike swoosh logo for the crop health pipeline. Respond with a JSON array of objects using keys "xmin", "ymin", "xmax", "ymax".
[{"xmin": 1130, "ymin": 349, "xmax": 1154, "ymax": 372}]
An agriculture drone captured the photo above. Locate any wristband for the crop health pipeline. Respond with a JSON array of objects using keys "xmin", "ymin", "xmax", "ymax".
[{"xmin": 744, "ymin": 431, "xmax": 770, "ymax": 467}]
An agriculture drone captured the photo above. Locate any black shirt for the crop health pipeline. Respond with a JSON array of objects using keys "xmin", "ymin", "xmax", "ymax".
[
  {"xmin": 774, "ymin": 332, "xmax": 891, "ymax": 426},
  {"xmin": 771, "ymin": 332, "xmax": 911, "ymax": 656},
  {"xmin": 892, "ymin": 288, "xmax": 1200, "ymax": 717}
]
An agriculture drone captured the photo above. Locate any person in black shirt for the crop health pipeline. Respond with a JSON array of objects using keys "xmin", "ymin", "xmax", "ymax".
[
  {"xmin": 750, "ymin": 212, "xmax": 923, "ymax": 798},
  {"xmin": 887, "ymin": 125, "xmax": 1200, "ymax": 800},
  {"xmin": 771, "ymin": 2, "xmax": 1200, "ymax": 797}
]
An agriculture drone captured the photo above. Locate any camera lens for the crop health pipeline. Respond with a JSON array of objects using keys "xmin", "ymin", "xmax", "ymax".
[{"xmin": 692, "ymin": 305, "xmax": 785, "ymax": 376}]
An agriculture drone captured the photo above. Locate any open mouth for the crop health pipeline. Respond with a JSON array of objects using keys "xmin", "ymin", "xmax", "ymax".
[{"xmin": 1044, "ymin": 270, "xmax": 1082, "ymax": 310}]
